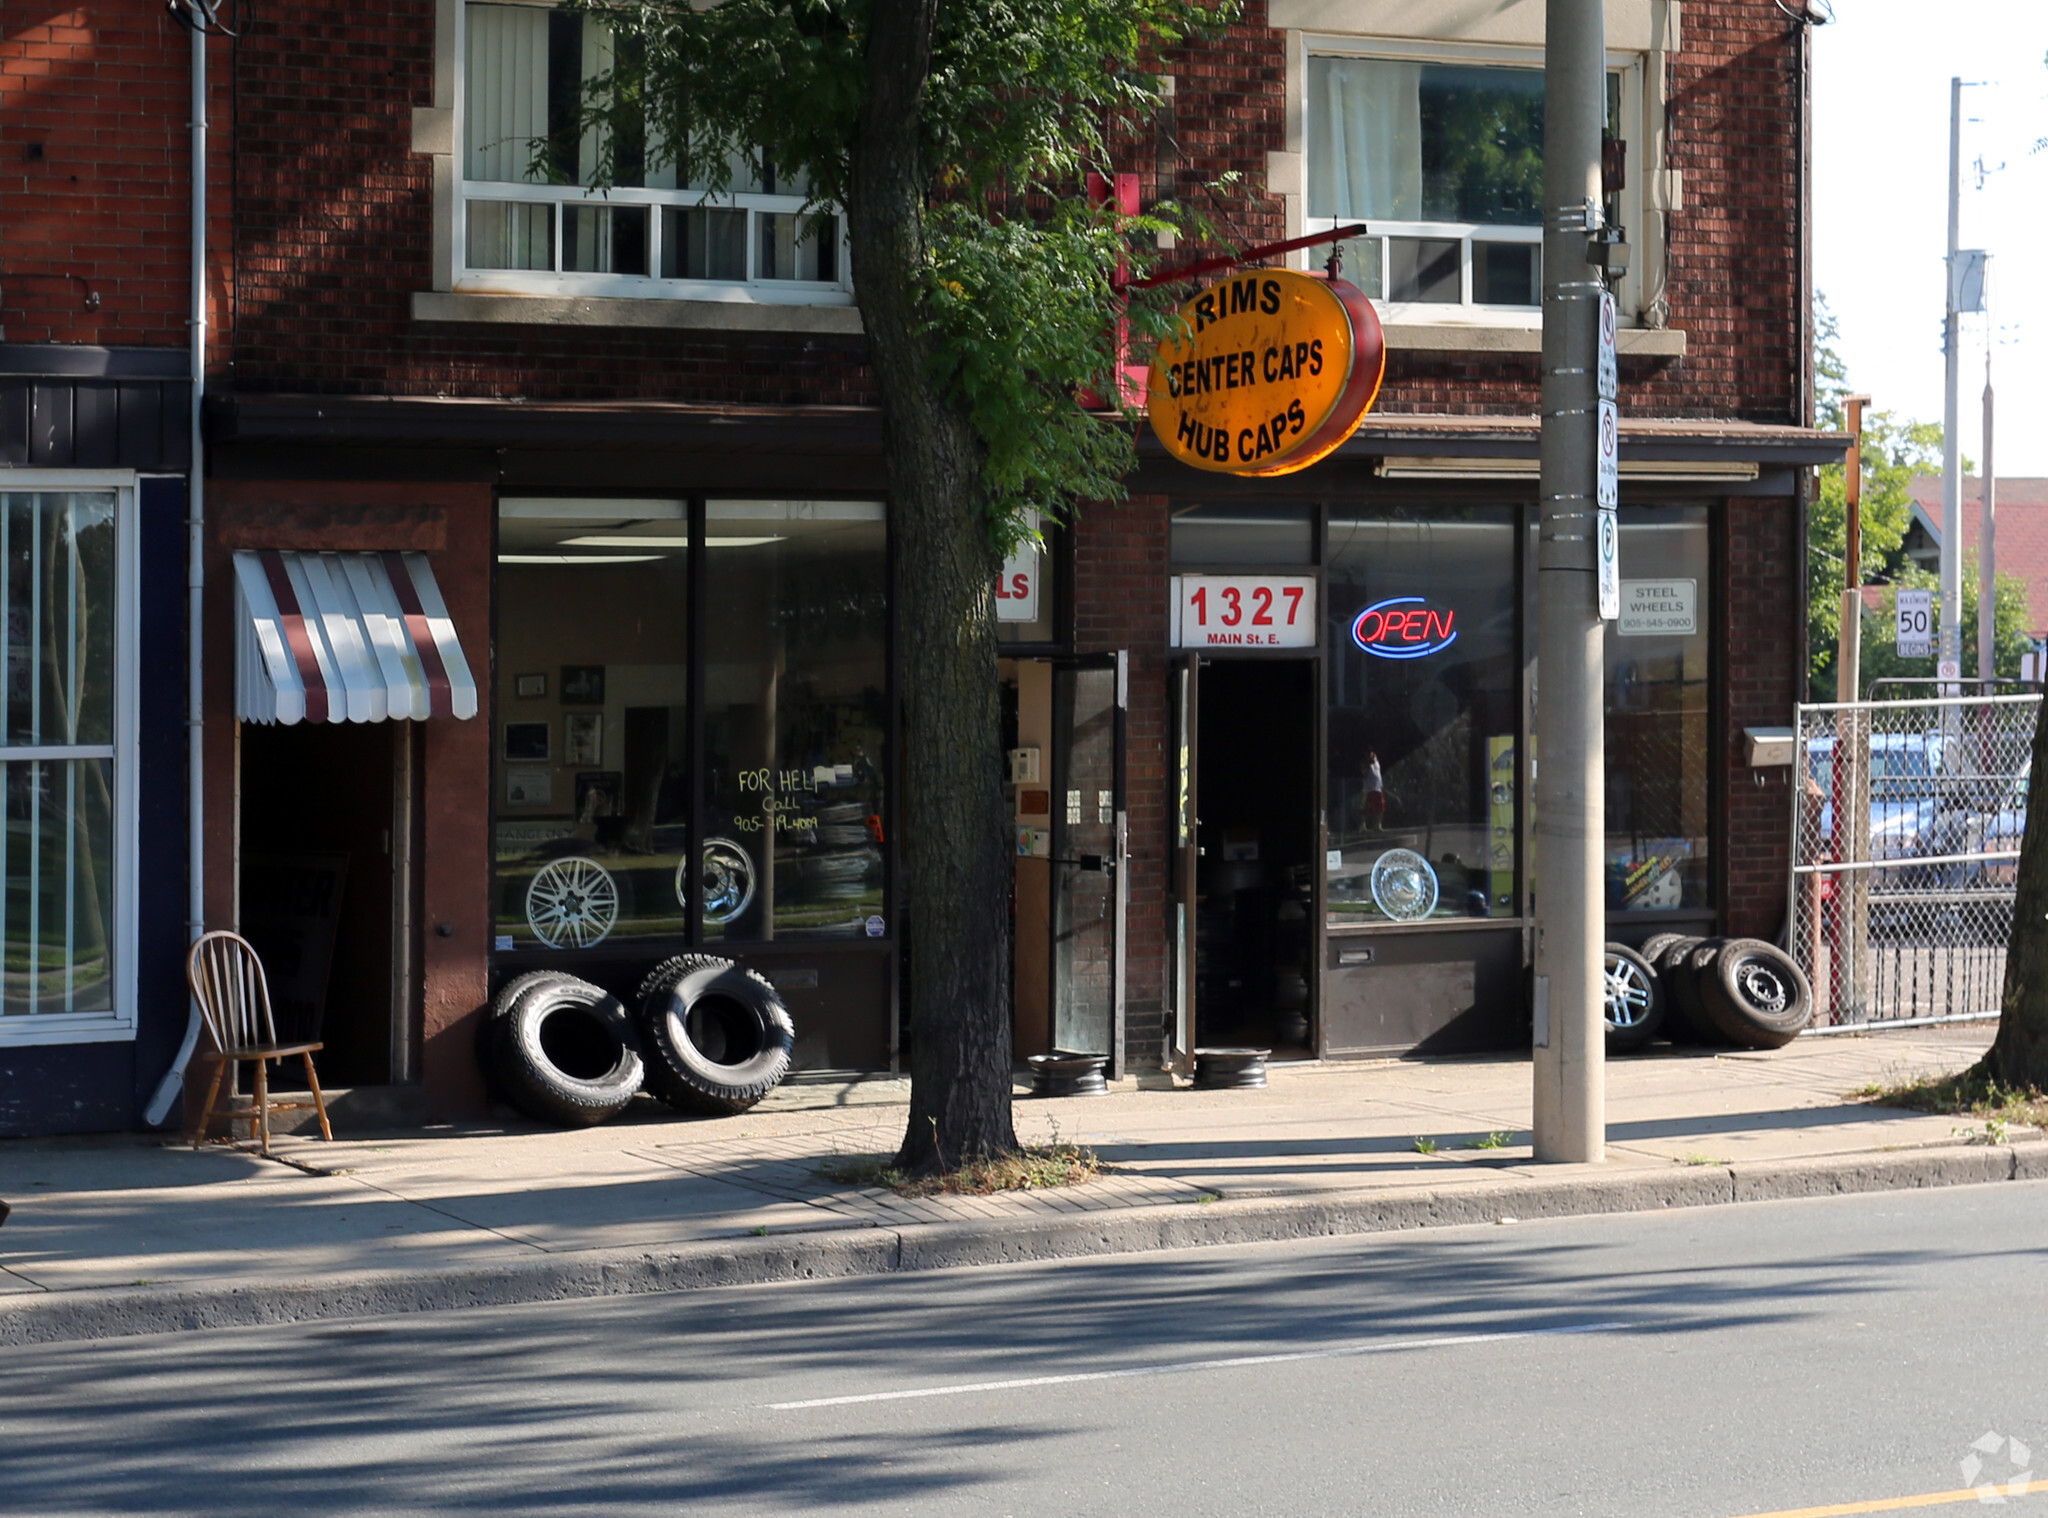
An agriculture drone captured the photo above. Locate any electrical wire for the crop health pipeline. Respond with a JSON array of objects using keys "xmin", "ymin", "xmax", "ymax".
[
  {"xmin": 1774, "ymin": 0, "xmax": 1835, "ymax": 23},
  {"xmin": 165, "ymin": 0, "xmax": 251, "ymax": 40}
]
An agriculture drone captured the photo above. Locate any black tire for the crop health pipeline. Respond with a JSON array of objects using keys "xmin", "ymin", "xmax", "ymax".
[
  {"xmin": 1702, "ymin": 938, "xmax": 1814, "ymax": 1049},
  {"xmin": 1638, "ymin": 932, "xmax": 1690, "ymax": 967},
  {"xmin": 485, "ymin": 973, "xmax": 643, "ymax": 1127},
  {"xmin": 479, "ymin": 970, "xmax": 578, "ymax": 1100},
  {"xmin": 636, "ymin": 954, "xmax": 795, "ymax": 1115},
  {"xmin": 1658, "ymin": 937, "xmax": 1720, "ymax": 1043},
  {"xmin": 1602, "ymin": 942, "xmax": 1665, "ymax": 1053}
]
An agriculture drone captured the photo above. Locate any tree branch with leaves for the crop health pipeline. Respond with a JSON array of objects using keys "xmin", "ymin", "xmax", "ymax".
[{"xmin": 568, "ymin": 0, "xmax": 1232, "ymax": 1171}]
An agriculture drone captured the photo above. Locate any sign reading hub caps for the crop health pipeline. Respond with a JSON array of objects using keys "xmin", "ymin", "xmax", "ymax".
[{"xmin": 1148, "ymin": 269, "xmax": 1385, "ymax": 477}]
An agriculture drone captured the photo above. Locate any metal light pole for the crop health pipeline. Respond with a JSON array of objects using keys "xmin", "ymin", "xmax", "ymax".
[
  {"xmin": 1532, "ymin": 0, "xmax": 1608, "ymax": 1164},
  {"xmin": 1940, "ymin": 77, "xmax": 1962, "ymax": 685},
  {"xmin": 1980, "ymin": 350, "xmax": 1996, "ymax": 681}
]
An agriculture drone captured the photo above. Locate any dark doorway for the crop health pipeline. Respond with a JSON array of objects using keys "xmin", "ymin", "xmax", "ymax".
[
  {"xmin": 1194, "ymin": 659, "xmax": 1316, "ymax": 1056},
  {"xmin": 239, "ymin": 721, "xmax": 416, "ymax": 1087}
]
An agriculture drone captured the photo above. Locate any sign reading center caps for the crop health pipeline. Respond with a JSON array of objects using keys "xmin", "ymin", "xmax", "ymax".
[{"xmin": 1148, "ymin": 269, "xmax": 1385, "ymax": 477}]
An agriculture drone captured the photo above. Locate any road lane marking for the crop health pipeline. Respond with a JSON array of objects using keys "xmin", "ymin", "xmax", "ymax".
[
  {"xmin": 1733, "ymin": 1480, "xmax": 2048, "ymax": 1516},
  {"xmin": 765, "ymin": 1319, "xmax": 1631, "ymax": 1410}
]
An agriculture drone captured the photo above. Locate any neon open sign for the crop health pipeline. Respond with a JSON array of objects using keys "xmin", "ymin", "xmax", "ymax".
[{"xmin": 1351, "ymin": 597, "xmax": 1458, "ymax": 659}]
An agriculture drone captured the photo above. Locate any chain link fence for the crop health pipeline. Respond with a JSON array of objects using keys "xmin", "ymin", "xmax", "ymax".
[{"xmin": 1790, "ymin": 692, "xmax": 2037, "ymax": 1031}]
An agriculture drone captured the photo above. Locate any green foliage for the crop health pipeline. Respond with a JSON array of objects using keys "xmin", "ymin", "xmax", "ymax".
[
  {"xmin": 565, "ymin": 0, "xmax": 1234, "ymax": 551},
  {"xmin": 1808, "ymin": 297, "xmax": 1944, "ymax": 694},
  {"xmin": 1854, "ymin": 564, "xmax": 2033, "ymax": 692}
]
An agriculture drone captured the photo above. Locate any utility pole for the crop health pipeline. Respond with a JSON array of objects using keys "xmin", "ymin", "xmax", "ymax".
[
  {"xmin": 1940, "ymin": 77, "xmax": 1962, "ymax": 687},
  {"xmin": 1532, "ymin": 0, "xmax": 1609, "ymax": 1164},
  {"xmin": 1836, "ymin": 397, "xmax": 1872, "ymax": 1024},
  {"xmin": 1838, "ymin": 396, "xmax": 1870, "ymax": 703},
  {"xmin": 1980, "ymin": 350, "xmax": 1996, "ymax": 681}
]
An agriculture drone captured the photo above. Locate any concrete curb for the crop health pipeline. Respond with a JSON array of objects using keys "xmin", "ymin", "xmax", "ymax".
[{"xmin": 0, "ymin": 1142, "xmax": 2031, "ymax": 1347}]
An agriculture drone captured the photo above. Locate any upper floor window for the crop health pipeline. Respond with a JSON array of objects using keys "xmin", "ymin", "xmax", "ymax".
[
  {"xmin": 460, "ymin": 4, "xmax": 849, "ymax": 302},
  {"xmin": 1305, "ymin": 49, "xmax": 1624, "ymax": 316}
]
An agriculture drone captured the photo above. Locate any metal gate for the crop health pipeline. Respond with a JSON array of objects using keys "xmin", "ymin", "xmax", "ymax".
[{"xmin": 1790, "ymin": 692, "xmax": 2037, "ymax": 1030}]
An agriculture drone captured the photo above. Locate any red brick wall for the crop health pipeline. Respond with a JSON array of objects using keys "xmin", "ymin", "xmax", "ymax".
[
  {"xmin": 215, "ymin": 0, "xmax": 1801, "ymax": 424},
  {"xmin": 1145, "ymin": 0, "xmax": 1804, "ymax": 425},
  {"xmin": 201, "ymin": 479, "xmax": 495, "ymax": 1118},
  {"xmin": 223, "ymin": 0, "xmax": 873, "ymax": 401},
  {"xmin": 1072, "ymin": 494, "xmax": 1173, "ymax": 1067},
  {"xmin": 0, "ymin": 0, "xmax": 219, "ymax": 347},
  {"xmin": 1721, "ymin": 493, "xmax": 1799, "ymax": 938}
]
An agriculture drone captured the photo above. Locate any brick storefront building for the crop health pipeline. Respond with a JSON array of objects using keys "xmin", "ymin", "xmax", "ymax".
[
  {"xmin": 0, "ymin": 0, "xmax": 194, "ymax": 1134},
  {"xmin": 0, "ymin": 0, "xmax": 1843, "ymax": 1131}
]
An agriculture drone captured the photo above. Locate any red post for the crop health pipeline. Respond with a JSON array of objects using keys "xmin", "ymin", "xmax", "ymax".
[{"xmin": 1087, "ymin": 171, "xmax": 1145, "ymax": 406}]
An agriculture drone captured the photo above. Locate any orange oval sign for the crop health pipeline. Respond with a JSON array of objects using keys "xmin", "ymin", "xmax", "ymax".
[{"xmin": 1148, "ymin": 269, "xmax": 1385, "ymax": 476}]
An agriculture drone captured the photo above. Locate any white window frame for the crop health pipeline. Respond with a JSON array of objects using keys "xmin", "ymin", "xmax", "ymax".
[
  {"xmin": 453, "ymin": 0, "xmax": 853, "ymax": 307},
  {"xmin": 1301, "ymin": 36, "xmax": 1643, "ymax": 327},
  {"xmin": 0, "ymin": 470, "xmax": 141, "ymax": 1048}
]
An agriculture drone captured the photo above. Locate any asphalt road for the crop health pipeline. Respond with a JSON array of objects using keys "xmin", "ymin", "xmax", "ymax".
[{"xmin": 6, "ymin": 1181, "xmax": 2048, "ymax": 1517}]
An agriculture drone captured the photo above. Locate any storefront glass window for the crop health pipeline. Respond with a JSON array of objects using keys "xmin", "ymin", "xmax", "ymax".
[
  {"xmin": 1326, "ymin": 508, "xmax": 1521, "ymax": 924},
  {"xmin": 1170, "ymin": 501, "xmax": 1316, "ymax": 566},
  {"xmin": 701, "ymin": 501, "xmax": 888, "ymax": 941},
  {"xmin": 0, "ymin": 491, "xmax": 120, "ymax": 1018},
  {"xmin": 1606, "ymin": 507, "xmax": 1711, "ymax": 910},
  {"xmin": 493, "ymin": 499, "xmax": 691, "ymax": 949}
]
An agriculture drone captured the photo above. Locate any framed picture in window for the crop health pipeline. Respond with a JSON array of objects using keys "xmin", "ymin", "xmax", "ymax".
[
  {"xmin": 514, "ymin": 672, "xmax": 547, "ymax": 700},
  {"xmin": 503, "ymin": 721, "xmax": 550, "ymax": 762},
  {"xmin": 560, "ymin": 665, "xmax": 606, "ymax": 705},
  {"xmin": 563, "ymin": 712, "xmax": 603, "ymax": 767},
  {"xmin": 505, "ymin": 768, "xmax": 552, "ymax": 806}
]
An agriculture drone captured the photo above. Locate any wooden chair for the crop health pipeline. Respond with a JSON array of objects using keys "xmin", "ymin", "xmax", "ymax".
[{"xmin": 186, "ymin": 930, "xmax": 334, "ymax": 1156}]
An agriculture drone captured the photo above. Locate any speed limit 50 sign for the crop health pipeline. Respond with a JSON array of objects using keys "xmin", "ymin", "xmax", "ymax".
[{"xmin": 1895, "ymin": 588, "xmax": 1933, "ymax": 659}]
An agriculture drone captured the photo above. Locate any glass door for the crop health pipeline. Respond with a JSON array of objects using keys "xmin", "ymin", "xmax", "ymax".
[
  {"xmin": 1171, "ymin": 653, "xmax": 1199, "ymax": 1070},
  {"xmin": 1050, "ymin": 653, "xmax": 1126, "ymax": 1073}
]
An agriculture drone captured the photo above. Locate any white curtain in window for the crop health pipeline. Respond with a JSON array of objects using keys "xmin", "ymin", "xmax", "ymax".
[
  {"xmin": 466, "ymin": 4, "xmax": 549, "ymax": 183},
  {"xmin": 576, "ymin": 16, "xmax": 614, "ymax": 187},
  {"xmin": 1308, "ymin": 56, "xmax": 1422, "ymax": 222}
]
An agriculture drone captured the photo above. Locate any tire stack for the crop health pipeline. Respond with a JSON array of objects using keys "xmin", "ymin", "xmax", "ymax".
[
  {"xmin": 634, "ymin": 956, "xmax": 795, "ymax": 1115},
  {"xmin": 1600, "ymin": 935, "xmax": 1814, "ymax": 1054},
  {"xmin": 481, "ymin": 956, "xmax": 795, "ymax": 1127}
]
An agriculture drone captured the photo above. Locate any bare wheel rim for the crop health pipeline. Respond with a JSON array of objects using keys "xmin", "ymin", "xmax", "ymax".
[
  {"xmin": 678, "ymin": 838, "xmax": 758, "ymax": 925},
  {"xmin": 1734, "ymin": 959, "xmax": 1789, "ymax": 1015},
  {"xmin": 1603, "ymin": 953, "xmax": 1655, "ymax": 1028},
  {"xmin": 525, "ymin": 857, "xmax": 619, "ymax": 948}
]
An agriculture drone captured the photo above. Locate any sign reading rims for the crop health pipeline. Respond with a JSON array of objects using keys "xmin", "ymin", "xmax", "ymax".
[{"xmin": 1148, "ymin": 269, "xmax": 1386, "ymax": 477}]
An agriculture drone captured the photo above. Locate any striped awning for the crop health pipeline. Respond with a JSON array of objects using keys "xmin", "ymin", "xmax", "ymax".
[{"xmin": 233, "ymin": 550, "xmax": 478, "ymax": 724}]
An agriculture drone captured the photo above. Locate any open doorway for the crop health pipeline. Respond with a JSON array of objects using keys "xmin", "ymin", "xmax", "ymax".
[
  {"xmin": 1194, "ymin": 659, "xmax": 1316, "ymax": 1056},
  {"xmin": 239, "ymin": 721, "xmax": 416, "ymax": 1087}
]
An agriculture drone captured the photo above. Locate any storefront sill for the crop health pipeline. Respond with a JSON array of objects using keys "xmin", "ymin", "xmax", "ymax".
[
  {"xmin": 1382, "ymin": 324, "xmax": 1687, "ymax": 358},
  {"xmin": 1326, "ymin": 917, "xmax": 1529, "ymax": 935},
  {"xmin": 411, "ymin": 291, "xmax": 865, "ymax": 336}
]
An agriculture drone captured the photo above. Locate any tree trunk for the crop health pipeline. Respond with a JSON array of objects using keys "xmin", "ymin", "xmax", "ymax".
[
  {"xmin": 1985, "ymin": 701, "xmax": 2048, "ymax": 1088},
  {"xmin": 850, "ymin": 0, "xmax": 1018, "ymax": 1171}
]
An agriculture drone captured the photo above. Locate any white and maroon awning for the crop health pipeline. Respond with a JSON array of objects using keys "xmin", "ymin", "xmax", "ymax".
[{"xmin": 233, "ymin": 550, "xmax": 478, "ymax": 724}]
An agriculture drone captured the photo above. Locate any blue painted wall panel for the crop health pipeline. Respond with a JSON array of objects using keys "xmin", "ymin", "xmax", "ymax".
[{"xmin": 0, "ymin": 473, "xmax": 188, "ymax": 1137}]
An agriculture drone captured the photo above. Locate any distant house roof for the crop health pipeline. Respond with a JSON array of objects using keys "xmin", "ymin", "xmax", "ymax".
[{"xmin": 1905, "ymin": 475, "xmax": 2048, "ymax": 638}]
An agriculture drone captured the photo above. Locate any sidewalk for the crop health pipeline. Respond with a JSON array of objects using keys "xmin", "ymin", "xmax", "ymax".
[{"xmin": 2, "ymin": 1025, "xmax": 2033, "ymax": 1344}]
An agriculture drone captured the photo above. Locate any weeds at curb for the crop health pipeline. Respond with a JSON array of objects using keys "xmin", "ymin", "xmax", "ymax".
[
  {"xmin": 1412, "ymin": 1137, "xmax": 1439, "ymax": 1155},
  {"xmin": 1855, "ymin": 1068, "xmax": 2048, "ymax": 1130},
  {"xmin": 819, "ymin": 1142, "xmax": 1103, "ymax": 1198}
]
